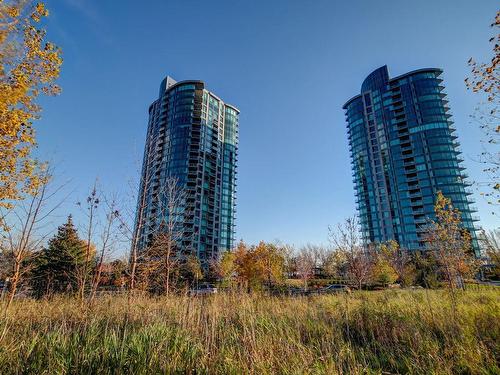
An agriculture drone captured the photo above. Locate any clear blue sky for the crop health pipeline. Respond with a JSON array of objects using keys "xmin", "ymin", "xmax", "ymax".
[{"xmin": 37, "ymin": 0, "xmax": 499, "ymax": 250}]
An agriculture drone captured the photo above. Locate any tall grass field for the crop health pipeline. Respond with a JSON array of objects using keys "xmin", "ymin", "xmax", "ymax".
[{"xmin": 0, "ymin": 288, "xmax": 498, "ymax": 374}]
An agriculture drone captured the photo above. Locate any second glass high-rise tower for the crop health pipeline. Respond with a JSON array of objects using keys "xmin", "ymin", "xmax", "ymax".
[
  {"xmin": 135, "ymin": 76, "xmax": 239, "ymax": 266},
  {"xmin": 343, "ymin": 66, "xmax": 479, "ymax": 254}
]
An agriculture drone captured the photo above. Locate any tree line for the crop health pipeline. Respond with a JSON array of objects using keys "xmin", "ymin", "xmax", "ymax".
[
  {"xmin": 0, "ymin": 2, "xmax": 498, "ymax": 310},
  {"xmin": 2, "ymin": 179, "xmax": 498, "ymax": 306}
]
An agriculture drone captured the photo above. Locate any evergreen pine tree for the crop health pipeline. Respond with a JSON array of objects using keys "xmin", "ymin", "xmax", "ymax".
[{"xmin": 31, "ymin": 215, "xmax": 89, "ymax": 297}]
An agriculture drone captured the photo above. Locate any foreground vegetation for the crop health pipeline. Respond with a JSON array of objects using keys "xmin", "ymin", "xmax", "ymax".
[
  {"xmin": 0, "ymin": 4, "xmax": 498, "ymax": 374},
  {"xmin": 0, "ymin": 288, "xmax": 498, "ymax": 374}
]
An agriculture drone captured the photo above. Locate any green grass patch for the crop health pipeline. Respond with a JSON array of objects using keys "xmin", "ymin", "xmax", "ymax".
[{"xmin": 0, "ymin": 288, "xmax": 498, "ymax": 374}]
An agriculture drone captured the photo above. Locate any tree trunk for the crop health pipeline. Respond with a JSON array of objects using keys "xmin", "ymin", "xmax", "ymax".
[
  {"xmin": 128, "ymin": 242, "xmax": 137, "ymax": 308},
  {"xmin": 90, "ymin": 265, "xmax": 103, "ymax": 303},
  {"xmin": 5, "ymin": 258, "xmax": 21, "ymax": 316},
  {"xmin": 165, "ymin": 266, "xmax": 170, "ymax": 296},
  {"xmin": 129, "ymin": 258, "xmax": 136, "ymax": 291},
  {"xmin": 165, "ymin": 242, "xmax": 171, "ymax": 296}
]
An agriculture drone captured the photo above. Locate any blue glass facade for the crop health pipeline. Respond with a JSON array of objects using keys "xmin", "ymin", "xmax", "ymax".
[
  {"xmin": 135, "ymin": 77, "xmax": 239, "ymax": 266},
  {"xmin": 343, "ymin": 66, "xmax": 479, "ymax": 254}
]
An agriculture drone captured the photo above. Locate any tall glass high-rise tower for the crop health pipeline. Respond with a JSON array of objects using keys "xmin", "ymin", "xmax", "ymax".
[
  {"xmin": 134, "ymin": 76, "xmax": 239, "ymax": 266},
  {"xmin": 343, "ymin": 66, "xmax": 479, "ymax": 254}
]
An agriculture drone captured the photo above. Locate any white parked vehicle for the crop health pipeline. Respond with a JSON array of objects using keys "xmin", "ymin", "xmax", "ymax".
[{"xmin": 189, "ymin": 284, "xmax": 218, "ymax": 296}]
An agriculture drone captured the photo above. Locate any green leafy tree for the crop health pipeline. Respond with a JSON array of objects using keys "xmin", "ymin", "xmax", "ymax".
[
  {"xmin": 413, "ymin": 251, "xmax": 440, "ymax": 289},
  {"xmin": 371, "ymin": 256, "xmax": 398, "ymax": 287},
  {"xmin": 30, "ymin": 215, "xmax": 89, "ymax": 297}
]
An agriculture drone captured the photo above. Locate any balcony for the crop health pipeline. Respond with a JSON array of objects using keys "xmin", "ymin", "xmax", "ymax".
[
  {"xmin": 414, "ymin": 215, "xmax": 426, "ymax": 224},
  {"xmin": 410, "ymin": 196, "xmax": 423, "ymax": 204},
  {"xmin": 409, "ymin": 190, "xmax": 421, "ymax": 198},
  {"xmin": 400, "ymin": 142, "xmax": 412, "ymax": 149},
  {"xmin": 469, "ymin": 205, "xmax": 479, "ymax": 212}
]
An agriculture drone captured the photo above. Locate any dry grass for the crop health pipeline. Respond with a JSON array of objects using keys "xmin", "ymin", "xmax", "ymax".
[{"xmin": 0, "ymin": 288, "xmax": 499, "ymax": 374}]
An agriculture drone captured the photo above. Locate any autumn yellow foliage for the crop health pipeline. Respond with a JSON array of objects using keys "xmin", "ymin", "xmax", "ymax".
[{"xmin": 0, "ymin": 0, "xmax": 61, "ymax": 208}]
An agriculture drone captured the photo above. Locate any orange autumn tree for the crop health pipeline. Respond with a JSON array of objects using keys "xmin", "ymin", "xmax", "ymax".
[
  {"xmin": 223, "ymin": 241, "xmax": 286, "ymax": 291},
  {"xmin": 252, "ymin": 241, "xmax": 286, "ymax": 288},
  {"xmin": 216, "ymin": 250, "xmax": 238, "ymax": 286},
  {"xmin": 425, "ymin": 191, "xmax": 478, "ymax": 290},
  {"xmin": 0, "ymin": 1, "xmax": 62, "ymax": 213}
]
